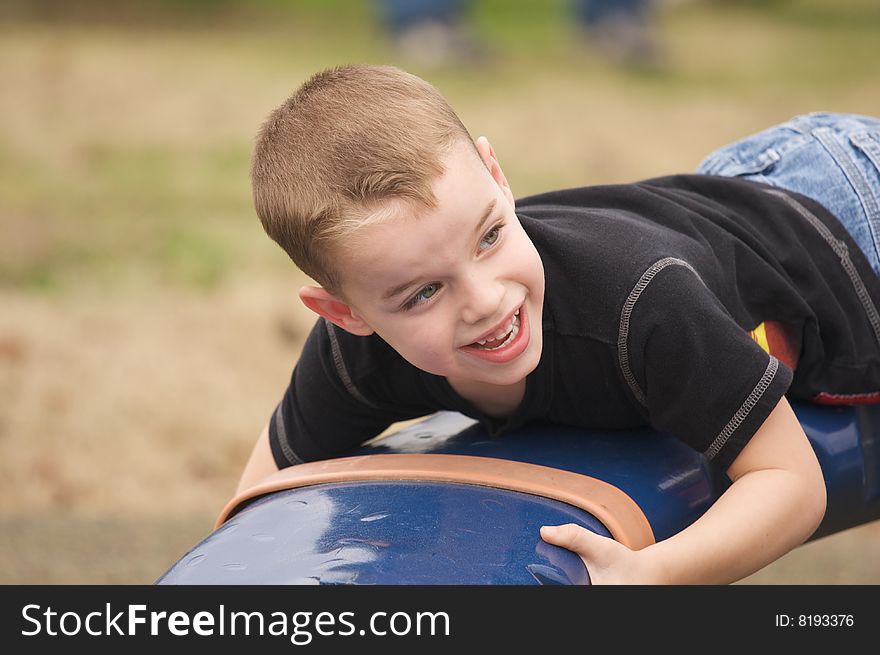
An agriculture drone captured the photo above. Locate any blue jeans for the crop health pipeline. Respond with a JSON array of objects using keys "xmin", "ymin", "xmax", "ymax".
[
  {"xmin": 696, "ymin": 112, "xmax": 880, "ymax": 277},
  {"xmin": 574, "ymin": 0, "xmax": 649, "ymax": 26},
  {"xmin": 376, "ymin": 0, "xmax": 466, "ymax": 31}
]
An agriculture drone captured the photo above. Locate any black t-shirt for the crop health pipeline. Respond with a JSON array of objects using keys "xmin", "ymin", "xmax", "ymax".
[{"xmin": 268, "ymin": 175, "xmax": 880, "ymax": 471}]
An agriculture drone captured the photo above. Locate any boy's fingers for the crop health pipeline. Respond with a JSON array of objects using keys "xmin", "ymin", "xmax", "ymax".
[{"xmin": 540, "ymin": 524, "xmax": 598, "ymax": 555}]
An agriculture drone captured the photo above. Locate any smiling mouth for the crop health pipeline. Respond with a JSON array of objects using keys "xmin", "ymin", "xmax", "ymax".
[{"xmin": 468, "ymin": 308, "xmax": 521, "ymax": 350}]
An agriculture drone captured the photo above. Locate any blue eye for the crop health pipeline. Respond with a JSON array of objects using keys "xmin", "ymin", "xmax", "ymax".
[
  {"xmin": 402, "ymin": 283, "xmax": 441, "ymax": 311},
  {"xmin": 479, "ymin": 224, "xmax": 503, "ymax": 251}
]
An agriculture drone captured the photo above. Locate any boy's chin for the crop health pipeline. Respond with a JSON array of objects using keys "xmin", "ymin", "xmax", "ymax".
[{"xmin": 472, "ymin": 353, "xmax": 542, "ymax": 387}]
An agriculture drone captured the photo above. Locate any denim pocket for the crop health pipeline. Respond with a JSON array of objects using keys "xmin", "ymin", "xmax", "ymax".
[
  {"xmin": 697, "ymin": 146, "xmax": 782, "ymax": 183},
  {"xmin": 726, "ymin": 147, "xmax": 780, "ymax": 177},
  {"xmin": 696, "ymin": 128, "xmax": 808, "ymax": 178}
]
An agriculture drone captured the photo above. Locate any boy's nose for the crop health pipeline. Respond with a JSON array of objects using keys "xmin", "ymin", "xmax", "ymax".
[{"xmin": 459, "ymin": 274, "xmax": 505, "ymax": 326}]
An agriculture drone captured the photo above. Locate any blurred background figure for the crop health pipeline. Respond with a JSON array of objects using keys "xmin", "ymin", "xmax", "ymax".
[
  {"xmin": 375, "ymin": 0, "xmax": 483, "ymax": 66},
  {"xmin": 574, "ymin": 0, "xmax": 660, "ymax": 66},
  {"xmin": 375, "ymin": 0, "xmax": 660, "ymax": 67}
]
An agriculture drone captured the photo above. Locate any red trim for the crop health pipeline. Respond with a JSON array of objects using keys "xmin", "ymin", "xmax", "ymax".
[{"xmin": 811, "ymin": 391, "xmax": 880, "ymax": 405}]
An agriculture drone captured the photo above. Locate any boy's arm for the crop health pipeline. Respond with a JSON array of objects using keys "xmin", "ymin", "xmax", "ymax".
[
  {"xmin": 541, "ymin": 395, "xmax": 827, "ymax": 584},
  {"xmin": 235, "ymin": 421, "xmax": 279, "ymax": 495}
]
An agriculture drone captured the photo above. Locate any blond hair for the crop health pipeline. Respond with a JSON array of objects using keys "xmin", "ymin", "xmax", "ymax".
[{"xmin": 251, "ymin": 64, "xmax": 476, "ymax": 295}]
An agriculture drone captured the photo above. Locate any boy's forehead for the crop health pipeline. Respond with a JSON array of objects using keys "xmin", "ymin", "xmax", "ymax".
[
  {"xmin": 435, "ymin": 141, "xmax": 488, "ymax": 192},
  {"xmin": 351, "ymin": 146, "xmax": 493, "ymax": 242},
  {"xmin": 336, "ymin": 142, "xmax": 498, "ymax": 289},
  {"xmin": 341, "ymin": 199, "xmax": 500, "ymax": 299}
]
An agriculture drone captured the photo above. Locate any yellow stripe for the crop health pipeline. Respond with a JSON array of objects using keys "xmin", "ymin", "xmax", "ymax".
[{"xmin": 751, "ymin": 321, "xmax": 770, "ymax": 354}]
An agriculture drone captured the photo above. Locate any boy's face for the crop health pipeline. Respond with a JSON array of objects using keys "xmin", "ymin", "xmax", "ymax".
[{"xmin": 321, "ymin": 138, "xmax": 545, "ymax": 388}]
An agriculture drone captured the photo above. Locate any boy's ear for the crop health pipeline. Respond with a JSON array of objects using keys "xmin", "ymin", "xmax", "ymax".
[
  {"xmin": 475, "ymin": 136, "xmax": 515, "ymax": 208},
  {"xmin": 298, "ymin": 286, "xmax": 375, "ymax": 336}
]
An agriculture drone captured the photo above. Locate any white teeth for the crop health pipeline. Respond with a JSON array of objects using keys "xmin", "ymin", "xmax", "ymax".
[
  {"xmin": 481, "ymin": 323, "xmax": 519, "ymax": 350},
  {"xmin": 471, "ymin": 308, "xmax": 521, "ymax": 350}
]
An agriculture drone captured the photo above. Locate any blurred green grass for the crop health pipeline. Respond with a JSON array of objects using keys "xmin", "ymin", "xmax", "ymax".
[
  {"xmin": 2, "ymin": 0, "xmax": 879, "ymax": 294},
  {"xmin": 2, "ymin": 0, "xmax": 880, "ymax": 583}
]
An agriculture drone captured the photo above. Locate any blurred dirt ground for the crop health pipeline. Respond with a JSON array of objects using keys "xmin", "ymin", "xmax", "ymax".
[{"xmin": 2, "ymin": 0, "xmax": 879, "ymax": 583}]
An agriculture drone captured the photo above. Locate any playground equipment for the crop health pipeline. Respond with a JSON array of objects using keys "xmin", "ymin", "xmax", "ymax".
[{"xmin": 157, "ymin": 402, "xmax": 880, "ymax": 584}]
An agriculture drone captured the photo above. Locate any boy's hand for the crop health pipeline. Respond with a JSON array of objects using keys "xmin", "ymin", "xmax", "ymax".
[
  {"xmin": 542, "ymin": 397, "xmax": 826, "ymax": 585},
  {"xmin": 540, "ymin": 524, "xmax": 662, "ymax": 585}
]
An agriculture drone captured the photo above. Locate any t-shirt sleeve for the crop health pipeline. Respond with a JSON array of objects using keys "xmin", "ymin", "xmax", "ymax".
[
  {"xmin": 268, "ymin": 319, "xmax": 427, "ymax": 468},
  {"xmin": 619, "ymin": 259, "xmax": 794, "ymax": 471}
]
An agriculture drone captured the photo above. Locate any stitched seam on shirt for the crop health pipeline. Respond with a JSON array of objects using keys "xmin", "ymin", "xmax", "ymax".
[
  {"xmin": 704, "ymin": 356, "xmax": 779, "ymax": 461},
  {"xmin": 324, "ymin": 319, "xmax": 380, "ymax": 408},
  {"xmin": 764, "ymin": 188, "xmax": 880, "ymax": 348},
  {"xmin": 617, "ymin": 257, "xmax": 706, "ymax": 407},
  {"xmin": 274, "ymin": 402, "xmax": 303, "ymax": 466}
]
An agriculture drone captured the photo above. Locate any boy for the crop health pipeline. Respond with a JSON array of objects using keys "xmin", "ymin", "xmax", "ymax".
[{"xmin": 238, "ymin": 64, "xmax": 880, "ymax": 584}]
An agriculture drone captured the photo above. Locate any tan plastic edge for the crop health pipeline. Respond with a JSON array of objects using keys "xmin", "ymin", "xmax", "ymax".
[{"xmin": 217, "ymin": 453, "xmax": 655, "ymax": 550}]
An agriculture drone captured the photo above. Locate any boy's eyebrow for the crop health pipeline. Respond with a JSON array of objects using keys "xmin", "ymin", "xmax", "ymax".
[{"xmin": 382, "ymin": 198, "xmax": 498, "ymax": 301}]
